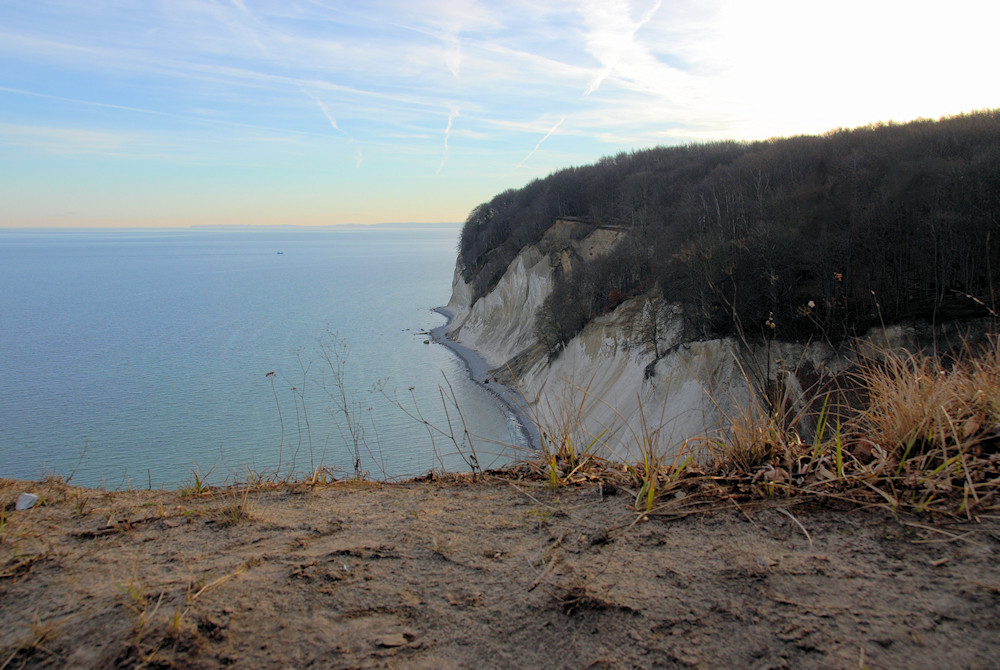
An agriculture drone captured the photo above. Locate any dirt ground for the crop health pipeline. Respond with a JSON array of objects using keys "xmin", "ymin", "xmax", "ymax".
[{"xmin": 2, "ymin": 475, "xmax": 999, "ymax": 669}]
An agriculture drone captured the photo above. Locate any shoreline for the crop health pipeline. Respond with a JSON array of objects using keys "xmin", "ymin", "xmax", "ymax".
[{"xmin": 430, "ymin": 307, "xmax": 541, "ymax": 453}]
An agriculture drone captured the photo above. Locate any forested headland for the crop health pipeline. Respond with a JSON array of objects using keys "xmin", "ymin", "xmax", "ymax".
[{"xmin": 459, "ymin": 111, "xmax": 1000, "ymax": 350}]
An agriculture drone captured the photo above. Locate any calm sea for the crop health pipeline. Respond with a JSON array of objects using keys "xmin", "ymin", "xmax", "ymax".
[{"xmin": 0, "ymin": 225, "xmax": 523, "ymax": 489}]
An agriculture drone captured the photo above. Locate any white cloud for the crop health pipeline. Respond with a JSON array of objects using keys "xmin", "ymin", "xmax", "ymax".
[
  {"xmin": 581, "ymin": 0, "xmax": 663, "ymax": 95},
  {"xmin": 0, "ymin": 122, "xmax": 145, "ymax": 156},
  {"xmin": 2, "ymin": 0, "xmax": 998, "ymax": 226},
  {"xmin": 662, "ymin": 0, "xmax": 1000, "ymax": 138},
  {"xmin": 443, "ymin": 34, "xmax": 463, "ymax": 78}
]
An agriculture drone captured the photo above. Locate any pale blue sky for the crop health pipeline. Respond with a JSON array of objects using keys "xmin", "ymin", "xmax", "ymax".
[{"xmin": 1, "ymin": 0, "xmax": 996, "ymax": 227}]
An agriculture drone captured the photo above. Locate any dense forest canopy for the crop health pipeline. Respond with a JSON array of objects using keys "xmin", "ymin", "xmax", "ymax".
[{"xmin": 459, "ymin": 111, "xmax": 1000, "ymax": 348}]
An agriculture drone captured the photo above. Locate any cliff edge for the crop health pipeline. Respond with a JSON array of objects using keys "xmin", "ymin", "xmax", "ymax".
[
  {"xmin": 444, "ymin": 219, "xmax": 986, "ymax": 463},
  {"xmin": 445, "ymin": 219, "xmax": 815, "ymax": 461}
]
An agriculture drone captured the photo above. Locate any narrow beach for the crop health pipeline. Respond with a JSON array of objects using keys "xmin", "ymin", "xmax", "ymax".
[{"xmin": 430, "ymin": 307, "xmax": 541, "ymax": 453}]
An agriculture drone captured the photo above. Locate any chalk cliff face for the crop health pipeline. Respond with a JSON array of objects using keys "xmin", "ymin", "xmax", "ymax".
[
  {"xmin": 445, "ymin": 220, "xmax": 854, "ymax": 461},
  {"xmin": 446, "ymin": 220, "xmax": 623, "ymax": 368},
  {"xmin": 445, "ymin": 245, "xmax": 549, "ymax": 368}
]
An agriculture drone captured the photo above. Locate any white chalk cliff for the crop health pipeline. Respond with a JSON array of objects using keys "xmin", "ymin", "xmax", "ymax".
[{"xmin": 445, "ymin": 220, "xmax": 882, "ymax": 461}]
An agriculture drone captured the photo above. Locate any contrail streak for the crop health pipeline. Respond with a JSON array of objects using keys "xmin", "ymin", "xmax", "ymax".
[
  {"xmin": 307, "ymin": 93, "xmax": 347, "ymax": 135},
  {"xmin": 304, "ymin": 90, "xmax": 361, "ymax": 168},
  {"xmin": 518, "ymin": 115, "xmax": 566, "ymax": 167},
  {"xmin": 436, "ymin": 105, "xmax": 460, "ymax": 174}
]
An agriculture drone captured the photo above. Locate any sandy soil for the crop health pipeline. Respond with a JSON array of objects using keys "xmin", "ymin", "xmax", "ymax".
[{"xmin": 2, "ymin": 475, "xmax": 999, "ymax": 669}]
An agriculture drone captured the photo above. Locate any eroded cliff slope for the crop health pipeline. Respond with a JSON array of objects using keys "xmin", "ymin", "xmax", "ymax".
[
  {"xmin": 445, "ymin": 219, "xmax": 854, "ymax": 461},
  {"xmin": 447, "ymin": 114, "xmax": 1000, "ymax": 462}
]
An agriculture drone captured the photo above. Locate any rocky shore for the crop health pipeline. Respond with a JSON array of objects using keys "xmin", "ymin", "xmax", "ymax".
[{"xmin": 430, "ymin": 306, "xmax": 540, "ymax": 452}]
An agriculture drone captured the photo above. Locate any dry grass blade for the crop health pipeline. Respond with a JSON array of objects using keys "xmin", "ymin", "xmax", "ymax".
[
  {"xmin": 775, "ymin": 507, "xmax": 813, "ymax": 546},
  {"xmin": 189, "ymin": 563, "xmax": 250, "ymax": 602}
]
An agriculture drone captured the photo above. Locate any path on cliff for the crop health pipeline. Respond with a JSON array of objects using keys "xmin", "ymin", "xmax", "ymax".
[{"xmin": 2, "ymin": 476, "xmax": 999, "ymax": 668}]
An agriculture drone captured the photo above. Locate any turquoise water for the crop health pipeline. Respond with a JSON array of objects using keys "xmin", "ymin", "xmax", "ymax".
[{"xmin": 0, "ymin": 225, "xmax": 522, "ymax": 488}]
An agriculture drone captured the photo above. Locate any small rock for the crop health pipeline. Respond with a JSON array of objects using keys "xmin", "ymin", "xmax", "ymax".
[
  {"xmin": 16, "ymin": 493, "xmax": 39, "ymax": 510},
  {"xmin": 588, "ymin": 529, "xmax": 611, "ymax": 546},
  {"xmin": 377, "ymin": 633, "xmax": 408, "ymax": 648}
]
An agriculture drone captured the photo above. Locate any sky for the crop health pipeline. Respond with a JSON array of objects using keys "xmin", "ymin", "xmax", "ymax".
[{"xmin": 1, "ymin": 0, "xmax": 997, "ymax": 228}]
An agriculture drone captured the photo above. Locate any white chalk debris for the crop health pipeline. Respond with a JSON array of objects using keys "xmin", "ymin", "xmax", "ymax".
[{"xmin": 15, "ymin": 493, "xmax": 39, "ymax": 510}]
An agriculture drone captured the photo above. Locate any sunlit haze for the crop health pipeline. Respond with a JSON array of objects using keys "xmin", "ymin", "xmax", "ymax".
[{"xmin": 1, "ymin": 0, "xmax": 996, "ymax": 228}]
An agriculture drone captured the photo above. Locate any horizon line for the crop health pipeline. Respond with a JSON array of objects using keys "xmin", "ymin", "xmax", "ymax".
[{"xmin": 0, "ymin": 221, "xmax": 464, "ymax": 231}]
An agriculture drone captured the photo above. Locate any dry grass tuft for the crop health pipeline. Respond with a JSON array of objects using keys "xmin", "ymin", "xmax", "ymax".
[
  {"xmin": 648, "ymin": 335, "xmax": 1000, "ymax": 519},
  {"xmin": 214, "ymin": 486, "xmax": 254, "ymax": 528},
  {"xmin": 0, "ymin": 612, "xmax": 63, "ymax": 670},
  {"xmin": 508, "ymin": 334, "xmax": 1000, "ymax": 521},
  {"xmin": 530, "ymin": 377, "xmax": 619, "ymax": 489},
  {"xmin": 848, "ymin": 337, "xmax": 1000, "ymax": 515}
]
